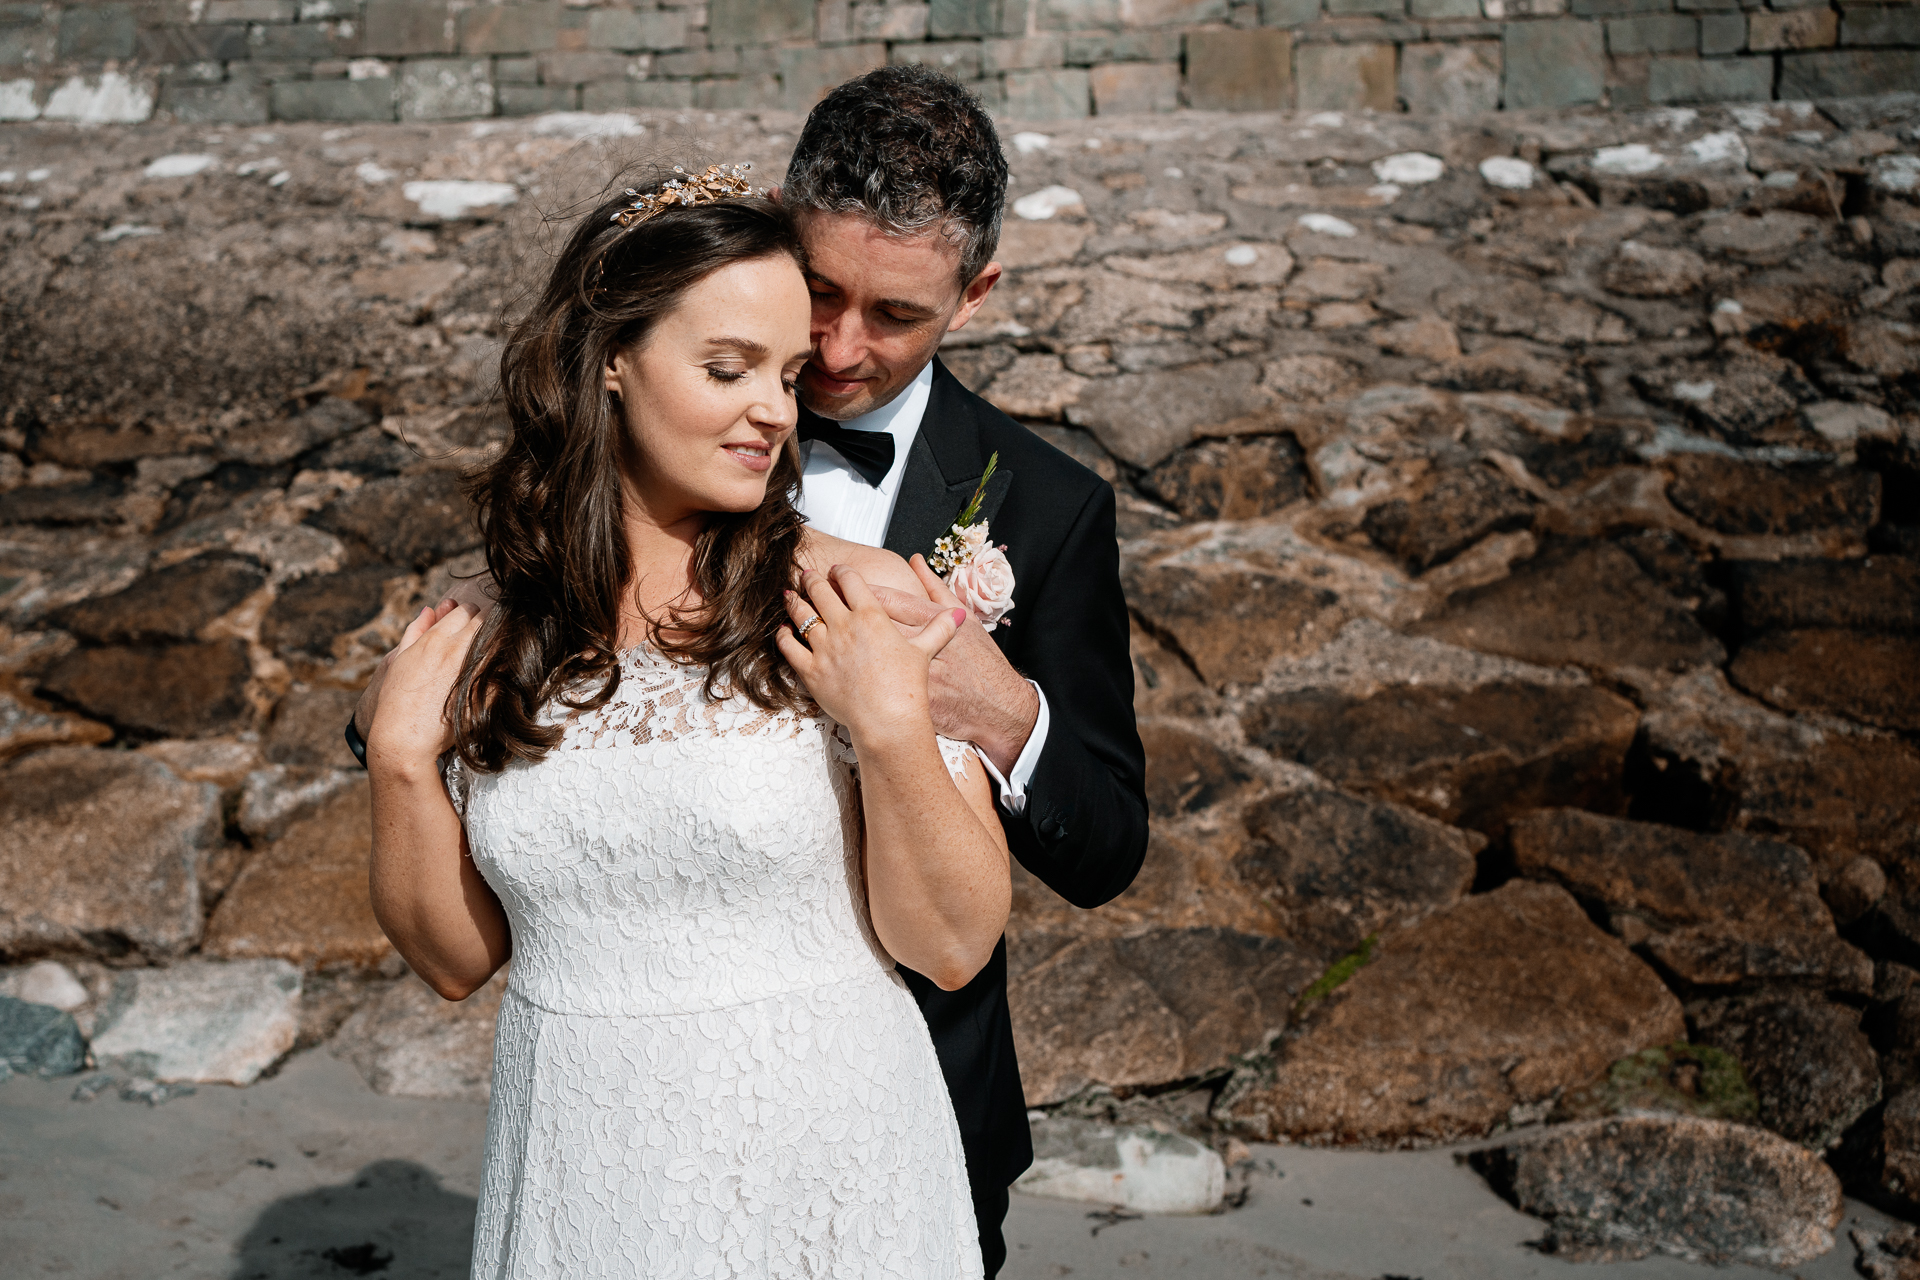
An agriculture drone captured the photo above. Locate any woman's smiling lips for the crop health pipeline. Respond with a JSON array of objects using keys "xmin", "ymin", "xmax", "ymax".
[{"xmin": 722, "ymin": 441, "xmax": 774, "ymax": 472}]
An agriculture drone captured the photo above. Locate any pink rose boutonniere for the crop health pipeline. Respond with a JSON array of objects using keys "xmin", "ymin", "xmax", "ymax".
[{"xmin": 926, "ymin": 452, "xmax": 1015, "ymax": 632}]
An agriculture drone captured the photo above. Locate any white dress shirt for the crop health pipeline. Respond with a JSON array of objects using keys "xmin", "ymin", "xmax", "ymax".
[{"xmin": 796, "ymin": 361, "xmax": 1050, "ymax": 814}]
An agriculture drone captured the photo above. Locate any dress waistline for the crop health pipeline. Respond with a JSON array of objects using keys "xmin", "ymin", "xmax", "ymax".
[{"xmin": 503, "ymin": 962, "xmax": 901, "ymax": 1021}]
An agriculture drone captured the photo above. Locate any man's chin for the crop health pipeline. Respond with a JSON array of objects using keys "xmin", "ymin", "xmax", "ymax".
[{"xmin": 799, "ymin": 376, "xmax": 880, "ymax": 422}]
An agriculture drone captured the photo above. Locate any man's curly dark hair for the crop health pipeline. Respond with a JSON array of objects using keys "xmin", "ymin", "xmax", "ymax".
[{"xmin": 782, "ymin": 64, "xmax": 1009, "ymax": 285}]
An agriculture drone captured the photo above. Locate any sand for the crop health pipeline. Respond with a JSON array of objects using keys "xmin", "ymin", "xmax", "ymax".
[{"xmin": 1, "ymin": 1048, "xmax": 1904, "ymax": 1279}]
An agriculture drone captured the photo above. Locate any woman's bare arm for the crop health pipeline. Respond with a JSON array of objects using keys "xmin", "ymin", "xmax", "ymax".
[
  {"xmin": 365, "ymin": 604, "xmax": 511, "ymax": 1000},
  {"xmin": 780, "ymin": 557, "xmax": 1011, "ymax": 990}
]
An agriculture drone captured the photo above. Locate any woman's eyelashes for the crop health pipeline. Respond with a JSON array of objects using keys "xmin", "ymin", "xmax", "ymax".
[{"xmin": 708, "ymin": 364, "xmax": 803, "ymax": 395}]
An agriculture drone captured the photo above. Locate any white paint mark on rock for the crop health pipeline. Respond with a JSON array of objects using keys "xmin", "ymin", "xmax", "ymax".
[
  {"xmin": 1592, "ymin": 144, "xmax": 1666, "ymax": 175},
  {"xmin": 1223, "ymin": 245, "xmax": 1259, "ymax": 267},
  {"xmin": 144, "ymin": 154, "xmax": 216, "ymax": 179},
  {"xmin": 1685, "ymin": 130, "xmax": 1747, "ymax": 167},
  {"xmin": 1367, "ymin": 183, "xmax": 1401, "ymax": 202},
  {"xmin": 1296, "ymin": 213, "xmax": 1357, "ymax": 238},
  {"xmin": 1803, "ymin": 400, "xmax": 1898, "ymax": 446},
  {"xmin": 96, "ymin": 224, "xmax": 163, "ymax": 242},
  {"xmin": 1479, "ymin": 156, "xmax": 1535, "ymax": 189},
  {"xmin": 1371, "ymin": 152, "xmax": 1444, "ymax": 185},
  {"xmin": 1012, "ymin": 185, "xmax": 1084, "ymax": 221},
  {"xmin": 528, "ymin": 111, "xmax": 646, "ymax": 139},
  {"xmin": 26, "ymin": 167, "xmax": 50, "ymax": 181},
  {"xmin": 269, "ymin": 171, "xmax": 290, "ymax": 186},
  {"xmin": 1017, "ymin": 1116, "xmax": 1226, "ymax": 1214},
  {"xmin": 1871, "ymin": 154, "xmax": 1920, "ymax": 194},
  {"xmin": 0, "ymin": 79, "xmax": 38, "ymax": 122},
  {"xmin": 355, "ymin": 159, "xmax": 394, "ymax": 183},
  {"xmin": 1716, "ymin": 298, "xmax": 1744, "ymax": 314},
  {"xmin": 1649, "ymin": 107, "xmax": 1699, "ymax": 132},
  {"xmin": 403, "ymin": 179, "xmax": 518, "ymax": 220},
  {"xmin": 89, "ymin": 959, "xmax": 300, "ymax": 1086},
  {"xmin": 347, "ymin": 58, "xmax": 391, "ymax": 79},
  {"xmin": 42, "ymin": 73, "xmax": 154, "ymax": 125},
  {"xmin": 1, "ymin": 961, "xmax": 91, "ymax": 1012},
  {"xmin": 1729, "ymin": 104, "xmax": 1778, "ymax": 133},
  {"xmin": 1764, "ymin": 170, "xmax": 1801, "ymax": 187},
  {"xmin": 1012, "ymin": 131, "xmax": 1052, "ymax": 155},
  {"xmin": 1305, "ymin": 111, "xmax": 1344, "ymax": 128},
  {"xmin": 1672, "ymin": 379, "xmax": 1717, "ymax": 402},
  {"xmin": 235, "ymin": 158, "xmax": 281, "ymax": 176}
]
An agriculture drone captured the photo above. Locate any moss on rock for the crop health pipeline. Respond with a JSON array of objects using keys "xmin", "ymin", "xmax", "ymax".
[
  {"xmin": 1552, "ymin": 1041, "xmax": 1759, "ymax": 1125},
  {"xmin": 1295, "ymin": 935, "xmax": 1378, "ymax": 1013}
]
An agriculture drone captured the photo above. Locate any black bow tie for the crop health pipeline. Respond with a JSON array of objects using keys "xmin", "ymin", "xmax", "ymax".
[{"xmin": 797, "ymin": 417, "xmax": 896, "ymax": 487}]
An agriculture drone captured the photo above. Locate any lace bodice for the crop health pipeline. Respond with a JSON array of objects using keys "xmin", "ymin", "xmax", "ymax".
[{"xmin": 447, "ymin": 645, "xmax": 971, "ymax": 1020}]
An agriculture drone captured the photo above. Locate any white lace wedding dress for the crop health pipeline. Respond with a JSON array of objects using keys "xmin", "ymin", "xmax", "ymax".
[{"xmin": 444, "ymin": 645, "xmax": 983, "ymax": 1279}]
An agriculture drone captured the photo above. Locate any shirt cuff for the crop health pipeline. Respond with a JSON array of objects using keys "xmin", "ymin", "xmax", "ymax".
[{"xmin": 973, "ymin": 682, "xmax": 1049, "ymax": 816}]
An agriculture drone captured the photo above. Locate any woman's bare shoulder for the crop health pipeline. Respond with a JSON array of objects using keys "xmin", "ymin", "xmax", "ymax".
[{"xmin": 798, "ymin": 530, "xmax": 927, "ymax": 599}]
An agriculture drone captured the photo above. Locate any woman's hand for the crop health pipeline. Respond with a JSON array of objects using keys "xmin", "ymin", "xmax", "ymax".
[
  {"xmin": 353, "ymin": 574, "xmax": 495, "ymax": 743},
  {"xmin": 778, "ymin": 564, "xmax": 1007, "ymax": 991},
  {"xmin": 365, "ymin": 600, "xmax": 485, "ymax": 775},
  {"xmin": 776, "ymin": 565, "xmax": 965, "ymax": 747}
]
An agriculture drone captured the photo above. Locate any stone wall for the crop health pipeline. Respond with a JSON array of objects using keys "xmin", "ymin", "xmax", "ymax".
[
  {"xmin": 5, "ymin": 92, "xmax": 1920, "ymax": 1150},
  {"xmin": 4, "ymin": 87, "xmax": 1920, "ymax": 1249},
  {"xmin": 0, "ymin": 0, "xmax": 1916, "ymax": 127}
]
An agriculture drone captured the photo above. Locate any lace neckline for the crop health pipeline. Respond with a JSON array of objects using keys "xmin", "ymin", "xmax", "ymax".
[{"xmin": 550, "ymin": 641, "xmax": 812, "ymax": 751}]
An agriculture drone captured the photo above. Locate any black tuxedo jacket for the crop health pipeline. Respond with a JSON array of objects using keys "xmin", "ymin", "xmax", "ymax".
[{"xmin": 814, "ymin": 358, "xmax": 1150, "ymax": 1189}]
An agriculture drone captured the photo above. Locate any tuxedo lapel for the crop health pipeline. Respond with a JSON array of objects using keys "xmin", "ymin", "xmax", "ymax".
[
  {"xmin": 882, "ymin": 359, "xmax": 1013, "ymax": 558},
  {"xmin": 882, "ymin": 432, "xmax": 954, "ymax": 558}
]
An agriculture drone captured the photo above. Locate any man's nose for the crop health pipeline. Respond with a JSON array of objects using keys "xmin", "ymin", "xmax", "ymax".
[{"xmin": 813, "ymin": 310, "xmax": 866, "ymax": 374}]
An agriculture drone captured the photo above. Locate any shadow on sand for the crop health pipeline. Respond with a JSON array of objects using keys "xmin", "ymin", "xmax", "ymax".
[{"xmin": 230, "ymin": 1159, "xmax": 475, "ymax": 1279}]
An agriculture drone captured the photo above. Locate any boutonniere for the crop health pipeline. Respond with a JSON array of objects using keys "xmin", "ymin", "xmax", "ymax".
[{"xmin": 927, "ymin": 452, "xmax": 1015, "ymax": 632}]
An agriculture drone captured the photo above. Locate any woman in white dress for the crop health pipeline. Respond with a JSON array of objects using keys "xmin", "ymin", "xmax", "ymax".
[{"xmin": 361, "ymin": 168, "xmax": 1007, "ymax": 1279}]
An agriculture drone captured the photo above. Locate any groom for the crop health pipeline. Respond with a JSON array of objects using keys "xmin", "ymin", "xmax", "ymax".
[
  {"xmin": 350, "ymin": 64, "xmax": 1148, "ymax": 1276},
  {"xmin": 777, "ymin": 66, "xmax": 1147, "ymax": 1275}
]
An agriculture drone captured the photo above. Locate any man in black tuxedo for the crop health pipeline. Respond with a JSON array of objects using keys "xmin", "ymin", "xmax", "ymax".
[
  {"xmin": 350, "ymin": 64, "xmax": 1147, "ymax": 1277},
  {"xmin": 776, "ymin": 66, "xmax": 1149, "ymax": 1276}
]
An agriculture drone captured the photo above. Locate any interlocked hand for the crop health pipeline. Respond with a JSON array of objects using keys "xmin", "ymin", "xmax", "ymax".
[{"xmin": 777, "ymin": 565, "xmax": 965, "ymax": 745}]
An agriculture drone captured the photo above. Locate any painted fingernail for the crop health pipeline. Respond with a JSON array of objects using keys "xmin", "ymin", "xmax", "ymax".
[{"xmin": 951, "ymin": 609, "xmax": 967, "ymax": 626}]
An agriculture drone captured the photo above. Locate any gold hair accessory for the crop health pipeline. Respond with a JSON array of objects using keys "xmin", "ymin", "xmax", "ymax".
[{"xmin": 612, "ymin": 163, "xmax": 754, "ymax": 228}]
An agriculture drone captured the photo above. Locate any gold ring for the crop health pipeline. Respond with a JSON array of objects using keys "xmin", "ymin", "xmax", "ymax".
[{"xmin": 795, "ymin": 615, "xmax": 821, "ymax": 639}]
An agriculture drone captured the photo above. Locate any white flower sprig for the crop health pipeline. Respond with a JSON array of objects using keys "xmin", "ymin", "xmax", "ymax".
[{"xmin": 927, "ymin": 453, "xmax": 1016, "ymax": 632}]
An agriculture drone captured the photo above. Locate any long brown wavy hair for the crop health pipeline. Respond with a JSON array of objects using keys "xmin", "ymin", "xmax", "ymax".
[{"xmin": 450, "ymin": 180, "xmax": 810, "ymax": 772}]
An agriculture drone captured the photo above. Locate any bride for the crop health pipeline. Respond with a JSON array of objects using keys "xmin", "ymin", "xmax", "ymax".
[{"xmin": 362, "ymin": 167, "xmax": 1007, "ymax": 1278}]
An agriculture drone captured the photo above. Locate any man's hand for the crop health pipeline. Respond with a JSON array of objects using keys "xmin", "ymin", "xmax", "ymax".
[{"xmin": 869, "ymin": 554, "xmax": 1039, "ymax": 779}]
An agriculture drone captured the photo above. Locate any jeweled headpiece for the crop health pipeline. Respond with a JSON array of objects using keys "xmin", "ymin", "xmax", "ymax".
[{"xmin": 611, "ymin": 163, "xmax": 755, "ymax": 228}]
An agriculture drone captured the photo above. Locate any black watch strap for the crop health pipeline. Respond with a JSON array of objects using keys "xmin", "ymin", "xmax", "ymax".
[{"xmin": 344, "ymin": 715, "xmax": 369, "ymax": 769}]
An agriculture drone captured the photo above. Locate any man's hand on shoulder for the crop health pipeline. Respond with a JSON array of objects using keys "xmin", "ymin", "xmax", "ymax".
[{"xmin": 869, "ymin": 555, "xmax": 1039, "ymax": 778}]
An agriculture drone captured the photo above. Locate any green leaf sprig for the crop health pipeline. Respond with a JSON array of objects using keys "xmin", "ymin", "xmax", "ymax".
[{"xmin": 951, "ymin": 451, "xmax": 999, "ymax": 532}]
